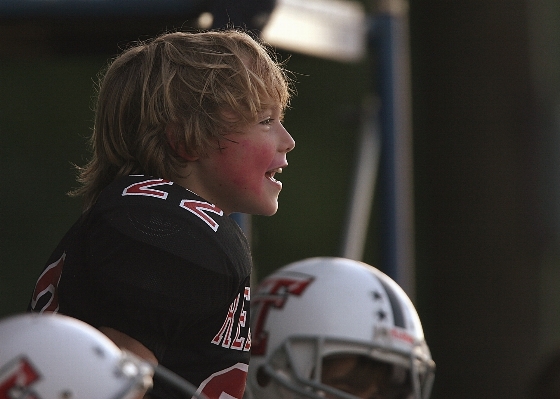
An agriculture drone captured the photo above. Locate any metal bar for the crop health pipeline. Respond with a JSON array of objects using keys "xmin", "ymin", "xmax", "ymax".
[
  {"xmin": 374, "ymin": 0, "xmax": 416, "ymax": 299},
  {"xmin": 340, "ymin": 96, "xmax": 381, "ymax": 261}
]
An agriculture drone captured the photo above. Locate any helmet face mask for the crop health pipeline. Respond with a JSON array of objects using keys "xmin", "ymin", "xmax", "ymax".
[
  {"xmin": 247, "ymin": 257, "xmax": 435, "ymax": 399},
  {"xmin": 254, "ymin": 335, "xmax": 433, "ymax": 399}
]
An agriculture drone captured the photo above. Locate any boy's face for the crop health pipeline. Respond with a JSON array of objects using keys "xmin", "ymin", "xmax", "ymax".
[
  {"xmin": 189, "ymin": 105, "xmax": 295, "ymax": 216},
  {"xmin": 321, "ymin": 354, "xmax": 412, "ymax": 399}
]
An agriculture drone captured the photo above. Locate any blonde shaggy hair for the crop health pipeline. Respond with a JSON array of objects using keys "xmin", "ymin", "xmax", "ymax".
[{"xmin": 71, "ymin": 29, "xmax": 292, "ymax": 210}]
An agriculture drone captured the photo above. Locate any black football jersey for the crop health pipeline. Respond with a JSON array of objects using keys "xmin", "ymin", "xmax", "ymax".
[{"xmin": 29, "ymin": 175, "xmax": 253, "ymax": 399}]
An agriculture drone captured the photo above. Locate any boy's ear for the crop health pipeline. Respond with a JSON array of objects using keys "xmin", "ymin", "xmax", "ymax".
[{"xmin": 165, "ymin": 123, "xmax": 198, "ymax": 161}]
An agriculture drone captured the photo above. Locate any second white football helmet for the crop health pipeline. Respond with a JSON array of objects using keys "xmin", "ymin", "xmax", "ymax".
[
  {"xmin": 247, "ymin": 257, "xmax": 435, "ymax": 399},
  {"xmin": 0, "ymin": 312, "xmax": 153, "ymax": 399}
]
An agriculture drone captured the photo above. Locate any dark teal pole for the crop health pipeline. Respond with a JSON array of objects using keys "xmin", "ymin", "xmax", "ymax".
[{"xmin": 372, "ymin": 0, "xmax": 416, "ymax": 299}]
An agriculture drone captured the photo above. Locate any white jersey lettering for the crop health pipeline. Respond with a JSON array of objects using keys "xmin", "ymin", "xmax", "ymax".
[
  {"xmin": 122, "ymin": 178, "xmax": 173, "ymax": 199},
  {"xmin": 180, "ymin": 200, "xmax": 223, "ymax": 232}
]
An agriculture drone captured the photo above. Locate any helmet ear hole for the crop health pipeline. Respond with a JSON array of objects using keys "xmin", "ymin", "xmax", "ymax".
[
  {"xmin": 257, "ymin": 365, "xmax": 271, "ymax": 387},
  {"xmin": 59, "ymin": 390, "xmax": 73, "ymax": 399}
]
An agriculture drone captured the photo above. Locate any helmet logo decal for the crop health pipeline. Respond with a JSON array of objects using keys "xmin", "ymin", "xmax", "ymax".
[
  {"xmin": 0, "ymin": 356, "xmax": 41, "ymax": 399},
  {"xmin": 251, "ymin": 273, "xmax": 314, "ymax": 356},
  {"xmin": 390, "ymin": 328, "xmax": 415, "ymax": 344},
  {"xmin": 30, "ymin": 252, "xmax": 65, "ymax": 314}
]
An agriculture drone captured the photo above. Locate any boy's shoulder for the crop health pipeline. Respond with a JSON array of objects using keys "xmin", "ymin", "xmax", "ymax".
[
  {"xmin": 90, "ymin": 175, "xmax": 252, "ymax": 271},
  {"xmin": 95, "ymin": 174, "xmax": 225, "ymax": 229}
]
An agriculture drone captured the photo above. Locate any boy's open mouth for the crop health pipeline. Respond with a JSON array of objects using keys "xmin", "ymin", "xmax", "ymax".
[{"xmin": 266, "ymin": 167, "xmax": 283, "ymax": 183}]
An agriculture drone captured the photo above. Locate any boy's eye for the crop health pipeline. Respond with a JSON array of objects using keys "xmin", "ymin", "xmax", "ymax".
[{"xmin": 260, "ymin": 118, "xmax": 273, "ymax": 125}]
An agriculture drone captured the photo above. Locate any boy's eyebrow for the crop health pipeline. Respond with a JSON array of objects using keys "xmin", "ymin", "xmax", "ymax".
[{"xmin": 260, "ymin": 104, "xmax": 284, "ymax": 115}]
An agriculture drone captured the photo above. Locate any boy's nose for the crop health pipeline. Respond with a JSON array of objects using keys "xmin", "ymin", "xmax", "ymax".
[{"xmin": 283, "ymin": 127, "xmax": 295, "ymax": 153}]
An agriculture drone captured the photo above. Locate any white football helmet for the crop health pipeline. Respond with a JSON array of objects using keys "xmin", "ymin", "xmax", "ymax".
[
  {"xmin": 0, "ymin": 312, "xmax": 153, "ymax": 399},
  {"xmin": 247, "ymin": 257, "xmax": 435, "ymax": 399}
]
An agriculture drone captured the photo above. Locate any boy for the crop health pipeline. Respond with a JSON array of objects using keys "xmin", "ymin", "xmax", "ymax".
[
  {"xmin": 28, "ymin": 29, "xmax": 295, "ymax": 399},
  {"xmin": 246, "ymin": 257, "xmax": 435, "ymax": 399}
]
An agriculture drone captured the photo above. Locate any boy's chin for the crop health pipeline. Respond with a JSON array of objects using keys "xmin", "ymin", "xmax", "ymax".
[
  {"xmin": 258, "ymin": 207, "xmax": 279, "ymax": 217},
  {"xmin": 255, "ymin": 201, "xmax": 279, "ymax": 216},
  {"xmin": 237, "ymin": 195, "xmax": 279, "ymax": 216}
]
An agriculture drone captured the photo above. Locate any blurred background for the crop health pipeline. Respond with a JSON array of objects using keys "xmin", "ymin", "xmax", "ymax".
[{"xmin": 1, "ymin": 0, "xmax": 560, "ymax": 398}]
